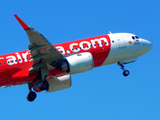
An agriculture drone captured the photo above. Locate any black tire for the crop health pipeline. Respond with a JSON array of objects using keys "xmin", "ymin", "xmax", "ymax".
[
  {"xmin": 39, "ymin": 81, "xmax": 49, "ymax": 91},
  {"xmin": 27, "ymin": 91, "xmax": 37, "ymax": 102},
  {"xmin": 123, "ymin": 70, "xmax": 130, "ymax": 77}
]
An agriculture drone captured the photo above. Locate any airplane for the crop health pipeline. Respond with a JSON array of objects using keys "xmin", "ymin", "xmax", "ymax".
[{"xmin": 0, "ymin": 15, "xmax": 152, "ymax": 102}]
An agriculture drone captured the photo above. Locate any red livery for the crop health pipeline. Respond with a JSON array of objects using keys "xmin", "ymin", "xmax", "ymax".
[{"xmin": 0, "ymin": 15, "xmax": 152, "ymax": 102}]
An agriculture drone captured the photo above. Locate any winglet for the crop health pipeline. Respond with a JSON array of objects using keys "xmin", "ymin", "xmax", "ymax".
[{"xmin": 14, "ymin": 14, "xmax": 31, "ymax": 30}]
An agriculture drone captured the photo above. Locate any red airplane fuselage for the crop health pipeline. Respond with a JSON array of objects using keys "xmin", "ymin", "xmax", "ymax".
[
  {"xmin": 0, "ymin": 34, "xmax": 111, "ymax": 87},
  {"xmin": 1, "ymin": 14, "xmax": 153, "ymax": 102}
]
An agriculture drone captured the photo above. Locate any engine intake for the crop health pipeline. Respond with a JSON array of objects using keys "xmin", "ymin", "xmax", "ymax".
[{"xmin": 59, "ymin": 52, "xmax": 94, "ymax": 74}]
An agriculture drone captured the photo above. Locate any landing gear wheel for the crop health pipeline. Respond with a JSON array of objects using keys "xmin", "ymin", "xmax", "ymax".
[
  {"xmin": 123, "ymin": 70, "xmax": 130, "ymax": 77},
  {"xmin": 39, "ymin": 80, "xmax": 49, "ymax": 91},
  {"xmin": 27, "ymin": 91, "xmax": 37, "ymax": 102}
]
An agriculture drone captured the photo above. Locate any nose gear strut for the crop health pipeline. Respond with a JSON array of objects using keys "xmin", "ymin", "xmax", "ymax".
[{"xmin": 118, "ymin": 62, "xmax": 130, "ymax": 76}]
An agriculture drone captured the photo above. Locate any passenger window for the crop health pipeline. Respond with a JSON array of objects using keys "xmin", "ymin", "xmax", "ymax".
[
  {"xmin": 112, "ymin": 40, "xmax": 114, "ymax": 43},
  {"xmin": 0, "ymin": 63, "xmax": 2, "ymax": 65}
]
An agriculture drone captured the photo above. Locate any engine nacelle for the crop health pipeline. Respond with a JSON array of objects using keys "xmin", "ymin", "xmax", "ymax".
[
  {"xmin": 61, "ymin": 52, "xmax": 94, "ymax": 74},
  {"xmin": 46, "ymin": 74, "xmax": 71, "ymax": 92}
]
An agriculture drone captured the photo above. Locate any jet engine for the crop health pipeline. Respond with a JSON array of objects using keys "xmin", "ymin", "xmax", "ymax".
[
  {"xmin": 57, "ymin": 52, "xmax": 94, "ymax": 74},
  {"xmin": 46, "ymin": 74, "xmax": 71, "ymax": 92}
]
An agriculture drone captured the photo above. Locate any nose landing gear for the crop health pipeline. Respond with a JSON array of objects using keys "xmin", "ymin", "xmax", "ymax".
[
  {"xmin": 27, "ymin": 80, "xmax": 49, "ymax": 102},
  {"xmin": 123, "ymin": 70, "xmax": 130, "ymax": 76},
  {"xmin": 118, "ymin": 62, "xmax": 130, "ymax": 77}
]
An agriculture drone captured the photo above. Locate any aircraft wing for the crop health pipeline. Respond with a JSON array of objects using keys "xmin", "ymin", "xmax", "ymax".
[{"xmin": 14, "ymin": 15, "xmax": 64, "ymax": 74}]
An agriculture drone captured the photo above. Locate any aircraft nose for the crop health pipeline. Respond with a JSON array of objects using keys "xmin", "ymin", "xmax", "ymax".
[
  {"xmin": 143, "ymin": 39, "xmax": 152, "ymax": 51},
  {"xmin": 140, "ymin": 39, "xmax": 153, "ymax": 53}
]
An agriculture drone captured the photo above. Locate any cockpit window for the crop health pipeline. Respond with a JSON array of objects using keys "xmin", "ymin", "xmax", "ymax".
[
  {"xmin": 132, "ymin": 36, "xmax": 135, "ymax": 39},
  {"xmin": 132, "ymin": 36, "xmax": 139, "ymax": 39},
  {"xmin": 135, "ymin": 36, "xmax": 139, "ymax": 39}
]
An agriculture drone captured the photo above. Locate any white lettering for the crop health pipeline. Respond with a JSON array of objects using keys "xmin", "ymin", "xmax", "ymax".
[
  {"xmin": 6, "ymin": 56, "xmax": 17, "ymax": 65},
  {"xmin": 15, "ymin": 52, "xmax": 22, "ymax": 63},
  {"xmin": 56, "ymin": 46, "xmax": 65, "ymax": 55},
  {"xmin": 5, "ymin": 37, "xmax": 109, "ymax": 65},
  {"xmin": 22, "ymin": 52, "xmax": 29, "ymax": 62},
  {"xmin": 91, "ymin": 37, "xmax": 108, "ymax": 48},
  {"xmin": 70, "ymin": 43, "xmax": 80, "ymax": 52},
  {"xmin": 80, "ymin": 41, "xmax": 91, "ymax": 50}
]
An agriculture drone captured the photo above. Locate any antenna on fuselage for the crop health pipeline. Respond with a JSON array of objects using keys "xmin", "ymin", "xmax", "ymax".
[{"xmin": 109, "ymin": 31, "xmax": 112, "ymax": 34}]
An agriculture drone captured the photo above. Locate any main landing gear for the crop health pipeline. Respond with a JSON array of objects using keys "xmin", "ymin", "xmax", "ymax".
[
  {"xmin": 38, "ymin": 80, "xmax": 49, "ymax": 91},
  {"xmin": 27, "ymin": 80, "xmax": 49, "ymax": 102},
  {"xmin": 118, "ymin": 62, "xmax": 130, "ymax": 77},
  {"xmin": 27, "ymin": 65, "xmax": 50, "ymax": 102},
  {"xmin": 27, "ymin": 83, "xmax": 37, "ymax": 102}
]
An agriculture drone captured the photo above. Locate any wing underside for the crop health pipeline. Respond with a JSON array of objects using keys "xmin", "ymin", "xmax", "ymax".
[{"xmin": 14, "ymin": 15, "xmax": 64, "ymax": 74}]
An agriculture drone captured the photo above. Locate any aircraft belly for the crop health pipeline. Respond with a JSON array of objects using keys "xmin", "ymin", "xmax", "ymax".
[{"xmin": 0, "ymin": 78, "xmax": 9, "ymax": 87}]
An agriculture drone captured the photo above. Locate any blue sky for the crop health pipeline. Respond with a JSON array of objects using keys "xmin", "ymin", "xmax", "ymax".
[{"xmin": 0, "ymin": 1, "xmax": 159, "ymax": 120}]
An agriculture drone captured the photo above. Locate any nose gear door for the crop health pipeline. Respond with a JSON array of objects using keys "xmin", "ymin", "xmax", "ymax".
[{"xmin": 115, "ymin": 34, "xmax": 126, "ymax": 49}]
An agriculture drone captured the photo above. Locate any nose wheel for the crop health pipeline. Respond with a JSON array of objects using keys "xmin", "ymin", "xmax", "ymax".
[
  {"xmin": 123, "ymin": 70, "xmax": 130, "ymax": 76},
  {"xmin": 118, "ymin": 62, "xmax": 130, "ymax": 77}
]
